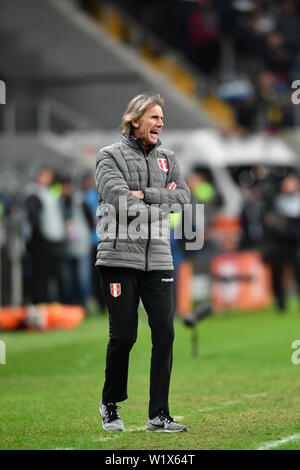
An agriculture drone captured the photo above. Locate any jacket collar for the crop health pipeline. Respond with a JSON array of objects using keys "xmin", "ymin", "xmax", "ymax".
[{"xmin": 121, "ymin": 131, "xmax": 161, "ymax": 153}]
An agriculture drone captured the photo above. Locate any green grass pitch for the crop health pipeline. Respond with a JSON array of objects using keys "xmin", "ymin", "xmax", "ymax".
[{"xmin": 1, "ymin": 301, "xmax": 300, "ymax": 450}]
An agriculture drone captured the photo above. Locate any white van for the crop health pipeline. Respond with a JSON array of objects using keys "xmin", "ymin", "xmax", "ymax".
[{"xmin": 61, "ymin": 128, "xmax": 299, "ymax": 217}]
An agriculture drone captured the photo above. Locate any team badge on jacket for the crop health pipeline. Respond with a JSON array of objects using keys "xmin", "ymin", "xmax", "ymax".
[
  {"xmin": 157, "ymin": 158, "xmax": 168, "ymax": 172},
  {"xmin": 110, "ymin": 283, "xmax": 121, "ymax": 297}
]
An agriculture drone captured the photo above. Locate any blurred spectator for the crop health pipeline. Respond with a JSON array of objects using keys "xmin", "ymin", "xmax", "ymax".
[
  {"xmin": 182, "ymin": 169, "xmax": 221, "ymax": 256},
  {"xmin": 190, "ymin": 170, "xmax": 219, "ymax": 230},
  {"xmin": 218, "ymin": 74, "xmax": 255, "ymax": 102},
  {"xmin": 262, "ymin": 30, "xmax": 292, "ymax": 77},
  {"xmin": 232, "ymin": 0, "xmax": 256, "ymax": 13},
  {"xmin": 23, "ymin": 168, "xmax": 65, "ymax": 304},
  {"xmin": 277, "ymin": 0, "xmax": 300, "ymax": 53},
  {"xmin": 239, "ymin": 183, "xmax": 265, "ymax": 250},
  {"xmin": 257, "ymin": 70, "xmax": 292, "ymax": 130},
  {"xmin": 262, "ymin": 173, "xmax": 300, "ymax": 311},
  {"xmin": 81, "ymin": 173, "xmax": 106, "ymax": 312},
  {"xmin": 249, "ymin": 167, "xmax": 272, "ymax": 209},
  {"xmin": 215, "ymin": 0, "xmax": 237, "ymax": 35},
  {"xmin": 59, "ymin": 177, "xmax": 94, "ymax": 307},
  {"xmin": 169, "ymin": 170, "xmax": 217, "ymax": 264},
  {"xmin": 78, "ymin": 1, "xmax": 300, "ymax": 132},
  {"xmin": 234, "ymin": 4, "xmax": 267, "ymax": 58},
  {"xmin": 185, "ymin": 0, "xmax": 221, "ymax": 74},
  {"xmin": 169, "ymin": 170, "xmax": 216, "ymax": 311},
  {"xmin": 218, "ymin": 74, "xmax": 257, "ymax": 131},
  {"xmin": 290, "ymin": 50, "xmax": 300, "ymax": 81},
  {"xmin": 251, "ymin": 1, "xmax": 276, "ymax": 35}
]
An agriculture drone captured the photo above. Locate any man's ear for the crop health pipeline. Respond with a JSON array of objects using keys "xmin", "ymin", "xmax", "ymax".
[{"xmin": 131, "ymin": 119, "xmax": 140, "ymax": 129}]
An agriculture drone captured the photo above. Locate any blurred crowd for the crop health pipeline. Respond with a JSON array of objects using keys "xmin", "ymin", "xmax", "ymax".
[
  {"xmin": 2, "ymin": 162, "xmax": 300, "ymax": 313},
  {"xmin": 81, "ymin": 0, "xmax": 300, "ymax": 131},
  {"xmin": 0, "ymin": 167, "xmax": 106, "ymax": 312},
  {"xmin": 170, "ymin": 163, "xmax": 300, "ymax": 312},
  {"xmin": 141, "ymin": 0, "xmax": 300, "ymax": 131}
]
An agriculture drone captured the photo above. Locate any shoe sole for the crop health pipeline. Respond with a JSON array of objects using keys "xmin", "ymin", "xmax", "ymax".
[
  {"xmin": 102, "ymin": 423, "xmax": 125, "ymax": 432},
  {"xmin": 146, "ymin": 428, "xmax": 187, "ymax": 433}
]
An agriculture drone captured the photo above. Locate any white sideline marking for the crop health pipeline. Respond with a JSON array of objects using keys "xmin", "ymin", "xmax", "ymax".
[
  {"xmin": 174, "ymin": 416, "xmax": 184, "ymax": 421},
  {"xmin": 257, "ymin": 434, "xmax": 300, "ymax": 450},
  {"xmin": 96, "ymin": 436, "xmax": 120, "ymax": 442},
  {"xmin": 127, "ymin": 426, "xmax": 145, "ymax": 432},
  {"xmin": 97, "ymin": 435, "xmax": 121, "ymax": 442}
]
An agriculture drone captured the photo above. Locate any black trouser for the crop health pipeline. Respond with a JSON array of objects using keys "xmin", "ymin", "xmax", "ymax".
[{"xmin": 98, "ymin": 266, "xmax": 175, "ymax": 419}]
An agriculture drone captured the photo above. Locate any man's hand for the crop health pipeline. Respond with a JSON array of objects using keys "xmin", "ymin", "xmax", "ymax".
[
  {"xmin": 167, "ymin": 181, "xmax": 177, "ymax": 190},
  {"xmin": 130, "ymin": 190, "xmax": 144, "ymax": 199},
  {"xmin": 130, "ymin": 182, "xmax": 176, "ymax": 199}
]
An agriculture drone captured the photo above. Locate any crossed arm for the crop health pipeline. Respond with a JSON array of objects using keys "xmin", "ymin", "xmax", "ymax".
[
  {"xmin": 96, "ymin": 150, "xmax": 190, "ymax": 213},
  {"xmin": 130, "ymin": 182, "xmax": 177, "ymax": 200}
]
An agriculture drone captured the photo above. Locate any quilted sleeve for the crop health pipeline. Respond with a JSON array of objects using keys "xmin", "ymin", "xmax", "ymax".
[
  {"xmin": 96, "ymin": 149, "xmax": 161, "ymax": 220},
  {"xmin": 143, "ymin": 157, "xmax": 191, "ymax": 209}
]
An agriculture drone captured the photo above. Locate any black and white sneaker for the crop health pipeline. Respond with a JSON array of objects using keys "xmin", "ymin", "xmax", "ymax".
[
  {"xmin": 146, "ymin": 411, "xmax": 188, "ymax": 432},
  {"xmin": 99, "ymin": 401, "xmax": 126, "ymax": 432}
]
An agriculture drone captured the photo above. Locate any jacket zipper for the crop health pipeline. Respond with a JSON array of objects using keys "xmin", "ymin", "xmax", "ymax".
[
  {"xmin": 144, "ymin": 149, "xmax": 151, "ymax": 271},
  {"xmin": 113, "ymin": 218, "xmax": 119, "ymax": 249}
]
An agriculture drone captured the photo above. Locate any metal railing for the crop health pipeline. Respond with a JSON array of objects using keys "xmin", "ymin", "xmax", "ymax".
[{"xmin": 0, "ymin": 97, "xmax": 98, "ymax": 134}]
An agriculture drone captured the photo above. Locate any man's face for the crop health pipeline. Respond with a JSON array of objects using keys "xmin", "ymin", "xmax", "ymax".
[
  {"xmin": 132, "ymin": 104, "xmax": 164, "ymax": 147},
  {"xmin": 281, "ymin": 175, "xmax": 300, "ymax": 194},
  {"xmin": 37, "ymin": 169, "xmax": 53, "ymax": 187}
]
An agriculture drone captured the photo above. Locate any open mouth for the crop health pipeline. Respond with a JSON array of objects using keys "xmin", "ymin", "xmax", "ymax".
[{"xmin": 150, "ymin": 130, "xmax": 160, "ymax": 136}]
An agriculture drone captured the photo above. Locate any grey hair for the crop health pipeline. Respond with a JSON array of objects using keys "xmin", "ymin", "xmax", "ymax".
[{"xmin": 121, "ymin": 93, "xmax": 164, "ymax": 135}]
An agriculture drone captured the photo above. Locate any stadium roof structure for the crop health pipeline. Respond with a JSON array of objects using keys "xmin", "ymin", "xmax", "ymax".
[{"xmin": 0, "ymin": 0, "xmax": 216, "ymax": 131}]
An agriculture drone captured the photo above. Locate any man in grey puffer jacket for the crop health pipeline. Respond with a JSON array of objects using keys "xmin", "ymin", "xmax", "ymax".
[{"xmin": 96, "ymin": 93, "xmax": 191, "ymax": 433}]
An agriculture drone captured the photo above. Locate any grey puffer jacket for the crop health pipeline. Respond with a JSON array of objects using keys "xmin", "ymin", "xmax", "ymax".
[{"xmin": 95, "ymin": 131, "xmax": 191, "ymax": 271}]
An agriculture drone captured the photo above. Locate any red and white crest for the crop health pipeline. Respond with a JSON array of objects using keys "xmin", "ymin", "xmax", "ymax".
[
  {"xmin": 157, "ymin": 158, "xmax": 168, "ymax": 172},
  {"xmin": 110, "ymin": 283, "xmax": 121, "ymax": 297}
]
